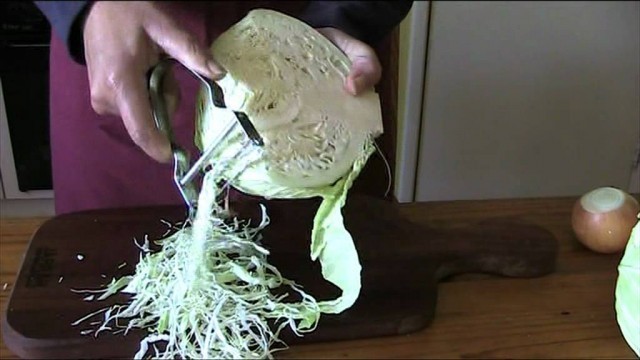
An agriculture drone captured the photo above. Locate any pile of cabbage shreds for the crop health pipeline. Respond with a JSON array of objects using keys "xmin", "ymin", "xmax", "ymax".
[
  {"xmin": 71, "ymin": 9, "xmax": 384, "ymax": 359},
  {"xmin": 73, "ymin": 169, "xmax": 322, "ymax": 359}
]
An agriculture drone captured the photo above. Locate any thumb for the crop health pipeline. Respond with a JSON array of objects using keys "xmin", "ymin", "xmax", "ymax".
[
  {"xmin": 145, "ymin": 15, "xmax": 226, "ymax": 80},
  {"xmin": 316, "ymin": 28, "xmax": 382, "ymax": 96},
  {"xmin": 345, "ymin": 56, "xmax": 381, "ymax": 96}
]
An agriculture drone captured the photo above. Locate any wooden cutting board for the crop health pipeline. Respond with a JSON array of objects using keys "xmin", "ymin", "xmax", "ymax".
[{"xmin": 2, "ymin": 194, "xmax": 558, "ymax": 359}]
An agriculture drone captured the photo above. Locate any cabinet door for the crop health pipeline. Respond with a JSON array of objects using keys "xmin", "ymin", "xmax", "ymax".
[{"xmin": 414, "ymin": 1, "xmax": 639, "ymax": 201}]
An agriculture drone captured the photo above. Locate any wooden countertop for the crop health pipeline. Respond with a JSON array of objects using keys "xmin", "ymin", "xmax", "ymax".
[{"xmin": 0, "ymin": 196, "xmax": 636, "ymax": 359}]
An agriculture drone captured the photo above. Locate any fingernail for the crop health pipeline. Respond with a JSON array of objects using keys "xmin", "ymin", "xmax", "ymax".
[
  {"xmin": 345, "ymin": 75, "xmax": 365, "ymax": 96},
  {"xmin": 207, "ymin": 60, "xmax": 226, "ymax": 80},
  {"xmin": 344, "ymin": 79, "xmax": 356, "ymax": 96},
  {"xmin": 153, "ymin": 143, "xmax": 173, "ymax": 164},
  {"xmin": 353, "ymin": 76, "xmax": 366, "ymax": 94}
]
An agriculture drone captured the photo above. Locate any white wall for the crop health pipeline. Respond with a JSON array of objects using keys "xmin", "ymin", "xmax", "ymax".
[
  {"xmin": 0, "ymin": 198, "xmax": 54, "ymax": 217},
  {"xmin": 394, "ymin": 2, "xmax": 430, "ymax": 202},
  {"xmin": 405, "ymin": 1, "xmax": 639, "ymax": 202}
]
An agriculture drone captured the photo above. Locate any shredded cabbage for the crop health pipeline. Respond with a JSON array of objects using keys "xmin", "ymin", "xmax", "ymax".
[{"xmin": 72, "ymin": 170, "xmax": 322, "ymax": 359}]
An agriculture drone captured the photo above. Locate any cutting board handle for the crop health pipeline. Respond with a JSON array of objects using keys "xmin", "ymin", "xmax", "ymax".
[{"xmin": 429, "ymin": 217, "xmax": 558, "ymax": 281}]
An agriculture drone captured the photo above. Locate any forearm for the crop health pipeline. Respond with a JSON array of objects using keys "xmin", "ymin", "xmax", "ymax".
[
  {"xmin": 34, "ymin": 1, "xmax": 91, "ymax": 63},
  {"xmin": 33, "ymin": 1, "xmax": 414, "ymax": 65},
  {"xmin": 299, "ymin": 1, "xmax": 413, "ymax": 46}
]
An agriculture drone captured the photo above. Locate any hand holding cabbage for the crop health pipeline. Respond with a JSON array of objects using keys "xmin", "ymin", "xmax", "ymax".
[{"xmin": 81, "ymin": 1, "xmax": 384, "ymax": 165}]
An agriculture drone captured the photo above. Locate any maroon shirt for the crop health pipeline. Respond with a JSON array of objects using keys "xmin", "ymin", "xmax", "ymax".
[{"xmin": 42, "ymin": 1, "xmax": 411, "ymax": 214}]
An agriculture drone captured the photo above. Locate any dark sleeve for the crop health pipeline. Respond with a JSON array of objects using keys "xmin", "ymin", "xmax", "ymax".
[
  {"xmin": 299, "ymin": 1, "xmax": 413, "ymax": 46},
  {"xmin": 34, "ymin": 1, "xmax": 92, "ymax": 64}
]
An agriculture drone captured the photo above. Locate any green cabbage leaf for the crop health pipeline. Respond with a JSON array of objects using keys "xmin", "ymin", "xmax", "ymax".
[{"xmin": 615, "ymin": 213, "xmax": 640, "ymax": 357}]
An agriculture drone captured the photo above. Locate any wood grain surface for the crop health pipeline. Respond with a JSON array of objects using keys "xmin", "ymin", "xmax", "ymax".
[
  {"xmin": 1, "ymin": 195, "xmax": 558, "ymax": 358},
  {"xmin": 1, "ymin": 196, "xmax": 636, "ymax": 359}
]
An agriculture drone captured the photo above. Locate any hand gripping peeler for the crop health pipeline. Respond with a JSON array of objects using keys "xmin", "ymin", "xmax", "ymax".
[{"xmin": 147, "ymin": 57, "xmax": 264, "ymax": 218}]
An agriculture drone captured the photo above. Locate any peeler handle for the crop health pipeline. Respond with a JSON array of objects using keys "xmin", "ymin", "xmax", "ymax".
[
  {"xmin": 148, "ymin": 58, "xmax": 181, "ymax": 150},
  {"xmin": 147, "ymin": 58, "xmax": 198, "ymax": 215}
]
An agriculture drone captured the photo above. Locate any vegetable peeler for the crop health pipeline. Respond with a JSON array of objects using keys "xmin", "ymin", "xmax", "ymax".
[{"xmin": 148, "ymin": 57, "xmax": 264, "ymax": 218}]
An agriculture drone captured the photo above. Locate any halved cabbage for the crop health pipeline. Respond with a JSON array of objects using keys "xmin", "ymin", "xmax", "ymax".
[
  {"xmin": 195, "ymin": 9, "xmax": 384, "ymax": 313},
  {"xmin": 196, "ymin": 9, "xmax": 382, "ymax": 192}
]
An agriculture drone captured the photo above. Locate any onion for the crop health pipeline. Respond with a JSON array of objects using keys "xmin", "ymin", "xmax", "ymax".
[{"xmin": 571, "ymin": 186, "xmax": 640, "ymax": 253}]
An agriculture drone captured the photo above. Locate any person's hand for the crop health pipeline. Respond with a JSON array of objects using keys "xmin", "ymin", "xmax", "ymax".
[
  {"xmin": 83, "ymin": 1, "xmax": 226, "ymax": 163},
  {"xmin": 316, "ymin": 27, "xmax": 383, "ymax": 96}
]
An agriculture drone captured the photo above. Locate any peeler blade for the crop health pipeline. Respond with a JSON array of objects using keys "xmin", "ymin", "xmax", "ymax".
[
  {"xmin": 191, "ymin": 71, "xmax": 265, "ymax": 147},
  {"xmin": 172, "ymin": 148, "xmax": 198, "ymax": 217}
]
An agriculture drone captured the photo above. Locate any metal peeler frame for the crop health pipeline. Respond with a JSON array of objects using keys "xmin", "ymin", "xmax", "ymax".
[{"xmin": 148, "ymin": 57, "xmax": 263, "ymax": 217}]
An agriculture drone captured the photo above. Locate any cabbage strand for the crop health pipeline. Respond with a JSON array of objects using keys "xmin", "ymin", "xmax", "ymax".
[{"xmin": 71, "ymin": 170, "xmax": 321, "ymax": 359}]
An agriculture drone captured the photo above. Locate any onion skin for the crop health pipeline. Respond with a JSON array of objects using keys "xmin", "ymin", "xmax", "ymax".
[{"xmin": 571, "ymin": 187, "xmax": 640, "ymax": 254}]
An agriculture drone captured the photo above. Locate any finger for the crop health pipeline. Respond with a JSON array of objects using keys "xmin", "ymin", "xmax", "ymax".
[
  {"xmin": 86, "ymin": 61, "xmax": 119, "ymax": 116},
  {"xmin": 115, "ymin": 71, "xmax": 173, "ymax": 163},
  {"xmin": 315, "ymin": 27, "xmax": 382, "ymax": 96},
  {"xmin": 144, "ymin": 13, "xmax": 226, "ymax": 80},
  {"xmin": 162, "ymin": 67, "xmax": 181, "ymax": 118},
  {"xmin": 345, "ymin": 56, "xmax": 382, "ymax": 96}
]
